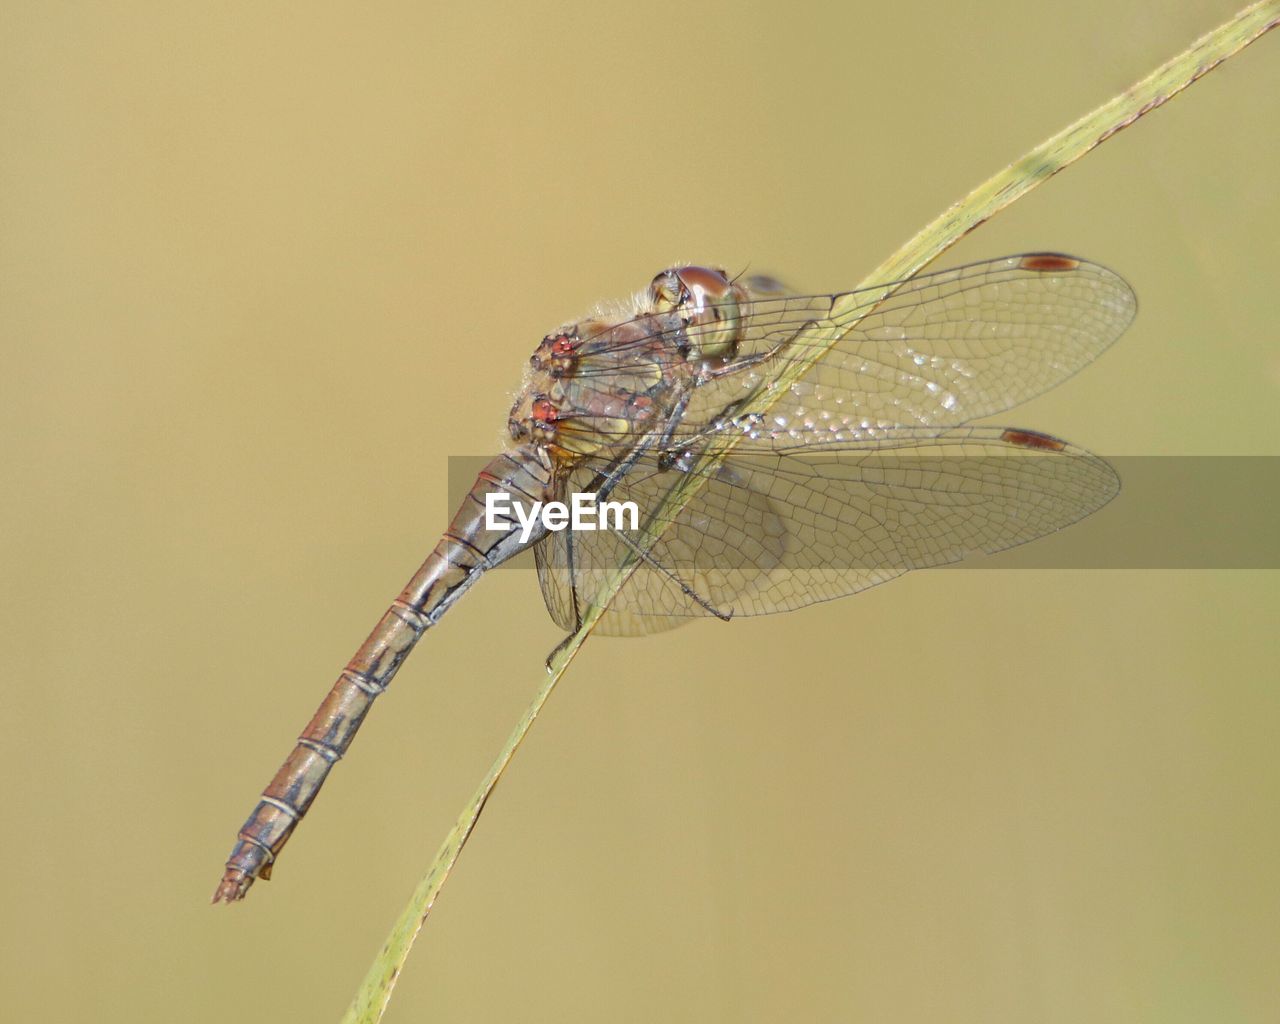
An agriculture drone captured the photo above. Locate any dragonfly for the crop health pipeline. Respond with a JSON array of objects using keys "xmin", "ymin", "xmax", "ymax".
[{"xmin": 214, "ymin": 252, "xmax": 1135, "ymax": 902}]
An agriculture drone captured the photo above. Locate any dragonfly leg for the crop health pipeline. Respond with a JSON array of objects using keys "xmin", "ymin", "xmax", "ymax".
[
  {"xmin": 558, "ymin": 395, "xmax": 731, "ymax": 632},
  {"xmin": 699, "ymin": 321, "xmax": 816, "ymax": 383},
  {"xmin": 592, "ymin": 389, "xmax": 695, "ymax": 501},
  {"xmin": 659, "ymin": 405, "xmax": 768, "ymax": 472},
  {"xmin": 544, "ymin": 631, "xmax": 578, "ymax": 670},
  {"xmin": 564, "ymin": 520, "xmax": 583, "ymax": 635},
  {"xmin": 576, "ymin": 392, "xmax": 697, "ymax": 483},
  {"xmin": 612, "ymin": 526, "xmax": 732, "ymax": 622}
]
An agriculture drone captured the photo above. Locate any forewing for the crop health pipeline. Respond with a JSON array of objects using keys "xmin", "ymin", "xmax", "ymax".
[
  {"xmin": 768, "ymin": 253, "xmax": 1135, "ymax": 444},
  {"xmin": 573, "ymin": 254, "xmax": 1135, "ymax": 448}
]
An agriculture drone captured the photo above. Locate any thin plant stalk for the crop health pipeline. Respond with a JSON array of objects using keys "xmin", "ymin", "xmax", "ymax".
[{"xmin": 342, "ymin": 4, "xmax": 1280, "ymax": 1020}]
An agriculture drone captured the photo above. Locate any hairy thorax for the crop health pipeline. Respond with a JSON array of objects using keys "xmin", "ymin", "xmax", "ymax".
[{"xmin": 508, "ymin": 265, "xmax": 750, "ymax": 458}]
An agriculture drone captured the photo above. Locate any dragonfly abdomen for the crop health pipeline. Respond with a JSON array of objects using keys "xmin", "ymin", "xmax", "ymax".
[{"xmin": 213, "ymin": 446, "xmax": 553, "ymax": 902}]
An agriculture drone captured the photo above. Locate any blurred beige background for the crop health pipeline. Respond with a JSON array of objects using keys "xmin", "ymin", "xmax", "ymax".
[{"xmin": 2, "ymin": 2, "xmax": 1277, "ymax": 1021}]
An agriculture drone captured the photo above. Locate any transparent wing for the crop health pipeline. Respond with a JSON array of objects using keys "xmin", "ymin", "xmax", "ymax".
[
  {"xmin": 574, "ymin": 254, "xmax": 1136, "ymax": 449},
  {"xmin": 534, "ymin": 460, "xmax": 790, "ymax": 636},
  {"xmin": 535, "ymin": 426, "xmax": 1119, "ymax": 635}
]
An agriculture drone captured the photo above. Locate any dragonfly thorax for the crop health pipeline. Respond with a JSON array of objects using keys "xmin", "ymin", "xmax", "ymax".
[
  {"xmin": 508, "ymin": 312, "xmax": 696, "ymax": 456},
  {"xmin": 508, "ymin": 265, "xmax": 754, "ymax": 457}
]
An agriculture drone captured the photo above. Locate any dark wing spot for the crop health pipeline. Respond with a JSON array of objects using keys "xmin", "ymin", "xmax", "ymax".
[
  {"xmin": 1001, "ymin": 428, "xmax": 1067, "ymax": 451},
  {"xmin": 1018, "ymin": 253, "xmax": 1081, "ymax": 273}
]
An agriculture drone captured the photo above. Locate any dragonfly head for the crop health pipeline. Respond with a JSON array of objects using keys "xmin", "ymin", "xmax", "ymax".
[{"xmin": 649, "ymin": 265, "xmax": 745, "ymax": 361}]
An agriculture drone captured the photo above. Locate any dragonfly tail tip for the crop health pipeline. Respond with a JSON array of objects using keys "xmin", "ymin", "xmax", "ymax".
[{"xmin": 211, "ymin": 868, "xmax": 254, "ymax": 904}]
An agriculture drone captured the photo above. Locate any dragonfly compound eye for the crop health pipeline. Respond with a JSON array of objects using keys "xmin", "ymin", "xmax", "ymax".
[{"xmin": 672, "ymin": 265, "xmax": 742, "ymax": 361}]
